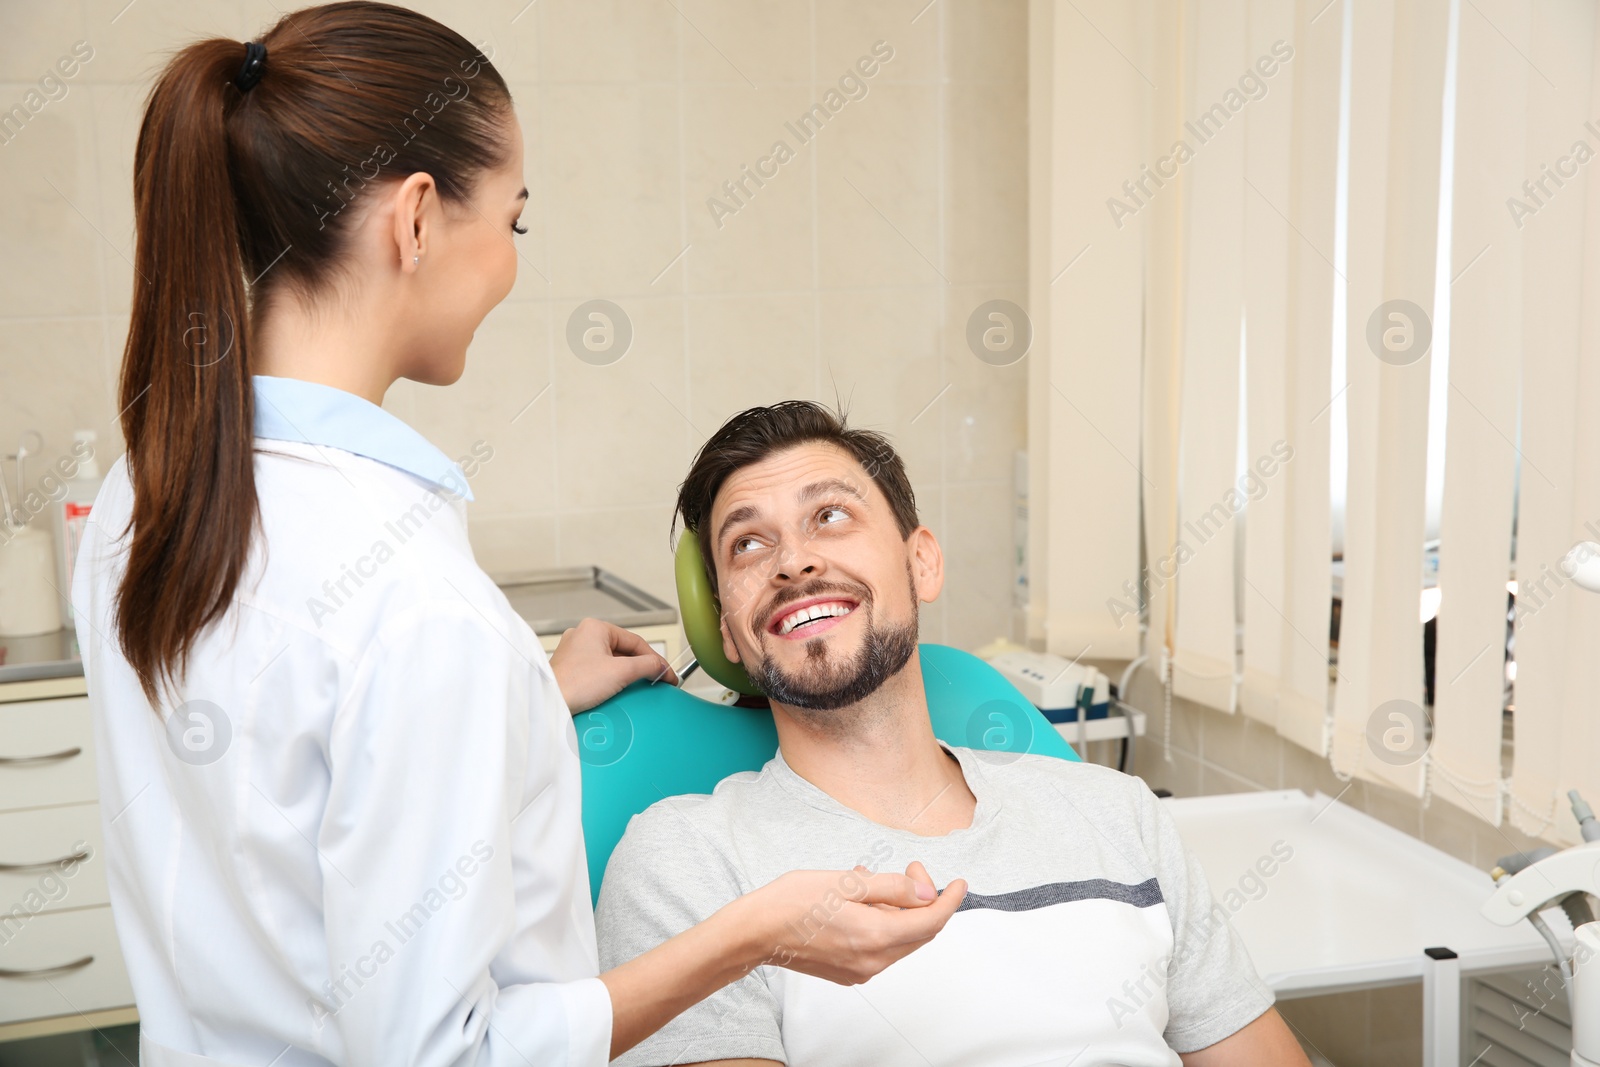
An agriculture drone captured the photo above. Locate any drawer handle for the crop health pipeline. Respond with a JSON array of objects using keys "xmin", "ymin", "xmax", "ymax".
[
  {"xmin": 0, "ymin": 849, "xmax": 92, "ymax": 873},
  {"xmin": 0, "ymin": 955, "xmax": 94, "ymax": 979},
  {"xmin": 0, "ymin": 746, "xmax": 83, "ymax": 766}
]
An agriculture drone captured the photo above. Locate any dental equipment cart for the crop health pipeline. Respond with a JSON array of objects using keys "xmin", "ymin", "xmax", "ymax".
[{"xmin": 1166, "ymin": 789, "xmax": 1561, "ymax": 1066}]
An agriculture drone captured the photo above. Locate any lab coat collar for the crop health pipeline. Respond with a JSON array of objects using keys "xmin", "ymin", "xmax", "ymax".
[{"xmin": 252, "ymin": 375, "xmax": 474, "ymax": 501}]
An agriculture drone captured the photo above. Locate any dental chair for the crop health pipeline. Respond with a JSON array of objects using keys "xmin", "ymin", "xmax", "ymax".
[{"xmin": 573, "ymin": 533, "xmax": 1080, "ymax": 904}]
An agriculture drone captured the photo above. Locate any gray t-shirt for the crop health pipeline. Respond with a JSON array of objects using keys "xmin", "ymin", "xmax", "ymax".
[{"xmin": 596, "ymin": 744, "xmax": 1275, "ymax": 1067}]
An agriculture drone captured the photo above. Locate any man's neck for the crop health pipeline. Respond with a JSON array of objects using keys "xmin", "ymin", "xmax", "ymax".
[{"xmin": 772, "ymin": 653, "xmax": 977, "ymax": 836}]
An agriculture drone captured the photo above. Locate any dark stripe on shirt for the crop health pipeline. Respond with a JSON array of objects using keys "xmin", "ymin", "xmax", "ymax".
[{"xmin": 953, "ymin": 876, "xmax": 1164, "ymax": 914}]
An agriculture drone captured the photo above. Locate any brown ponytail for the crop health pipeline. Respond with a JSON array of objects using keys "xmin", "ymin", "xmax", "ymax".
[{"xmin": 116, "ymin": 2, "xmax": 513, "ymax": 704}]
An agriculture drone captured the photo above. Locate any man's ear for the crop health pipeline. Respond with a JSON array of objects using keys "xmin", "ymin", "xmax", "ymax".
[
  {"xmin": 720, "ymin": 608, "xmax": 744, "ymax": 665},
  {"xmin": 909, "ymin": 526, "xmax": 944, "ymax": 603}
]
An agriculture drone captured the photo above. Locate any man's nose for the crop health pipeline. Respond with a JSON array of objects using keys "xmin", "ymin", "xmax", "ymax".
[{"xmin": 773, "ymin": 536, "xmax": 824, "ymax": 581}]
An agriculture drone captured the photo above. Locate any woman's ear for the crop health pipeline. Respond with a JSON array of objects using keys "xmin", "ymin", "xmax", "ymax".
[
  {"xmin": 388, "ymin": 171, "xmax": 438, "ymax": 271},
  {"xmin": 908, "ymin": 526, "xmax": 944, "ymax": 603}
]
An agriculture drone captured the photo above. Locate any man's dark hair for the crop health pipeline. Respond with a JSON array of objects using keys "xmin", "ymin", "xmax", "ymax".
[{"xmin": 673, "ymin": 401, "xmax": 920, "ymax": 597}]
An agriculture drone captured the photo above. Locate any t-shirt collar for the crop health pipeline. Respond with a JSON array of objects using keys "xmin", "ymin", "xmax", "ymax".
[
  {"xmin": 767, "ymin": 740, "xmax": 996, "ymax": 838},
  {"xmin": 251, "ymin": 375, "xmax": 473, "ymax": 501}
]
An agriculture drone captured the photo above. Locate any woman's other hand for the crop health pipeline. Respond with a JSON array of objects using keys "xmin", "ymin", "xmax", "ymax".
[
  {"xmin": 550, "ymin": 618, "xmax": 679, "ymax": 713},
  {"xmin": 734, "ymin": 863, "xmax": 968, "ymax": 985},
  {"xmin": 599, "ymin": 861, "xmax": 964, "ymax": 1058}
]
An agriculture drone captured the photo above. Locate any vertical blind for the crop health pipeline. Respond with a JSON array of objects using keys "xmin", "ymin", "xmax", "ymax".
[
  {"xmin": 1028, "ymin": 0, "xmax": 1600, "ymax": 843},
  {"xmin": 1505, "ymin": 0, "xmax": 1600, "ymax": 843},
  {"xmin": 1428, "ymin": 0, "xmax": 1522, "ymax": 829},
  {"xmin": 1328, "ymin": 0, "xmax": 1446, "ymax": 800},
  {"xmin": 1239, "ymin": 0, "xmax": 1297, "ymax": 730},
  {"xmin": 1024, "ymin": 0, "xmax": 1145, "ymax": 665},
  {"xmin": 1172, "ymin": 0, "xmax": 1249, "ymax": 714}
]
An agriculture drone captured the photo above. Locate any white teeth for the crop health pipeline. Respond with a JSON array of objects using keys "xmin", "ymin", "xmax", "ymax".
[{"xmin": 777, "ymin": 602, "xmax": 854, "ymax": 635}]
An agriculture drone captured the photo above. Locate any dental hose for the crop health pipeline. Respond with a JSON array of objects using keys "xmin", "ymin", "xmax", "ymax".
[
  {"xmin": 1567, "ymin": 789, "xmax": 1600, "ymax": 954},
  {"xmin": 1116, "ymin": 655, "xmax": 1146, "ymax": 774},
  {"xmin": 1492, "ymin": 865, "xmax": 1578, "ymax": 1020},
  {"xmin": 1572, "ymin": 789, "xmax": 1600, "ymax": 842},
  {"xmin": 1528, "ymin": 910, "xmax": 1577, "ymax": 1017}
]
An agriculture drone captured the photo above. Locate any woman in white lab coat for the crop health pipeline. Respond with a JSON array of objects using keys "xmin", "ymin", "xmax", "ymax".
[{"xmin": 73, "ymin": 5, "xmax": 962, "ymax": 1064}]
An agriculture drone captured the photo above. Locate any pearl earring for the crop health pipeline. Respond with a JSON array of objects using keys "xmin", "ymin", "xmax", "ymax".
[{"xmin": 413, "ymin": 255, "xmax": 419, "ymax": 266}]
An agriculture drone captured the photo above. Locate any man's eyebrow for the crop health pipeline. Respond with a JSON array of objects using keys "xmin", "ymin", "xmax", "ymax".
[
  {"xmin": 715, "ymin": 504, "xmax": 760, "ymax": 553},
  {"xmin": 714, "ymin": 479, "xmax": 867, "ymax": 553},
  {"xmin": 797, "ymin": 478, "xmax": 866, "ymax": 505}
]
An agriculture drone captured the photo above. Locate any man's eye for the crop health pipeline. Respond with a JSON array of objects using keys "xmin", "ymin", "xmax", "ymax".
[
  {"xmin": 818, "ymin": 505, "xmax": 848, "ymax": 524},
  {"xmin": 732, "ymin": 536, "xmax": 760, "ymax": 555}
]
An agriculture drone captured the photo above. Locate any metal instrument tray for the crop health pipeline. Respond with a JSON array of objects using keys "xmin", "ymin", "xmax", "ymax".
[
  {"xmin": 0, "ymin": 626, "xmax": 81, "ymax": 685},
  {"xmin": 493, "ymin": 566, "xmax": 676, "ymax": 635}
]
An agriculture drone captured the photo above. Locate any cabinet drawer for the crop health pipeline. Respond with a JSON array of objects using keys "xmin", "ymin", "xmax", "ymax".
[
  {"xmin": 0, "ymin": 904, "xmax": 133, "ymax": 1025},
  {"xmin": 0, "ymin": 697, "xmax": 95, "ymax": 812},
  {"xmin": 0, "ymin": 803, "xmax": 106, "ymax": 918}
]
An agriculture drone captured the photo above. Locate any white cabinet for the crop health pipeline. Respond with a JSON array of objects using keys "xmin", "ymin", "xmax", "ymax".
[
  {"xmin": 0, "ymin": 907, "xmax": 133, "ymax": 1027},
  {"xmin": 0, "ymin": 802, "xmax": 108, "ymax": 913},
  {"xmin": 0, "ymin": 677, "xmax": 136, "ymax": 1041},
  {"xmin": 0, "ymin": 696, "xmax": 96, "ymax": 811}
]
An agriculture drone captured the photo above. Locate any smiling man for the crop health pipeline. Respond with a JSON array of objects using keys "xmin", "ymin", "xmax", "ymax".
[{"xmin": 594, "ymin": 401, "xmax": 1310, "ymax": 1067}]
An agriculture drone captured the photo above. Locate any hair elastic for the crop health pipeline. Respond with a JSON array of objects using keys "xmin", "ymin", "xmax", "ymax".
[{"xmin": 235, "ymin": 41, "xmax": 267, "ymax": 93}]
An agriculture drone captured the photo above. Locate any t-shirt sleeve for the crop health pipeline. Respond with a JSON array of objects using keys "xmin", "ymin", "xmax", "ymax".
[
  {"xmin": 1133, "ymin": 782, "xmax": 1276, "ymax": 1053},
  {"xmin": 594, "ymin": 800, "xmax": 787, "ymax": 1067}
]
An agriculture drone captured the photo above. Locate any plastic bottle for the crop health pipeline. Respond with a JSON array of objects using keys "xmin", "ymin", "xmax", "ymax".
[{"xmin": 53, "ymin": 430, "xmax": 103, "ymax": 622}]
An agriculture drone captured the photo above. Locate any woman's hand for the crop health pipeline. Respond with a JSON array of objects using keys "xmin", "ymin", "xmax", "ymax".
[
  {"xmin": 549, "ymin": 618, "xmax": 678, "ymax": 713},
  {"xmin": 600, "ymin": 860, "xmax": 964, "ymax": 1058},
  {"xmin": 732, "ymin": 862, "xmax": 968, "ymax": 985}
]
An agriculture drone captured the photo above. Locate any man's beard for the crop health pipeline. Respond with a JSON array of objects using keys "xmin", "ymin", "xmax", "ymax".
[{"xmin": 746, "ymin": 565, "xmax": 920, "ymax": 714}]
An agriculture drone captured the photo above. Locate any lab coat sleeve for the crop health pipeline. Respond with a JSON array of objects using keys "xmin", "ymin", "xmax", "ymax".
[{"xmin": 314, "ymin": 596, "xmax": 612, "ymax": 1067}]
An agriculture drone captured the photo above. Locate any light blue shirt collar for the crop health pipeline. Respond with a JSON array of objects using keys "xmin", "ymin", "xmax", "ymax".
[{"xmin": 251, "ymin": 375, "xmax": 473, "ymax": 501}]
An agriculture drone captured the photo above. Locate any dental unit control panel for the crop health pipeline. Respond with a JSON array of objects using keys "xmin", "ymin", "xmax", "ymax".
[{"xmin": 987, "ymin": 650, "xmax": 1112, "ymax": 724}]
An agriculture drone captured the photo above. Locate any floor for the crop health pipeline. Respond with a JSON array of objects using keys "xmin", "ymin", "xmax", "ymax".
[{"xmin": 0, "ymin": 1025, "xmax": 137, "ymax": 1067}]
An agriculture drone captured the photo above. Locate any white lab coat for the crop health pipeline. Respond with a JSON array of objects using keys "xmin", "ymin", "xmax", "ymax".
[{"xmin": 72, "ymin": 381, "xmax": 612, "ymax": 1067}]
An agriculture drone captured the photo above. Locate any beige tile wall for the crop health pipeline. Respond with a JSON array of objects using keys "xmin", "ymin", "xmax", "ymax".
[{"xmin": 0, "ymin": 0, "xmax": 1028, "ymax": 653}]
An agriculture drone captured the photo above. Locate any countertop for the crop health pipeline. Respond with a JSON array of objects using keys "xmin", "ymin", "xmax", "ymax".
[
  {"xmin": 1164, "ymin": 789, "xmax": 1550, "ymax": 996},
  {"xmin": 0, "ymin": 566, "xmax": 677, "ymax": 687}
]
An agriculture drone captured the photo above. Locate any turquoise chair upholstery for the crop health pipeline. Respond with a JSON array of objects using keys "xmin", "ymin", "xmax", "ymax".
[{"xmin": 573, "ymin": 642, "xmax": 1080, "ymax": 905}]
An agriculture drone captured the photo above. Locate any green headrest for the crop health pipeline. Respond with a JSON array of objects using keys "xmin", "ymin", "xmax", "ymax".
[{"xmin": 673, "ymin": 528, "xmax": 762, "ymax": 695}]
